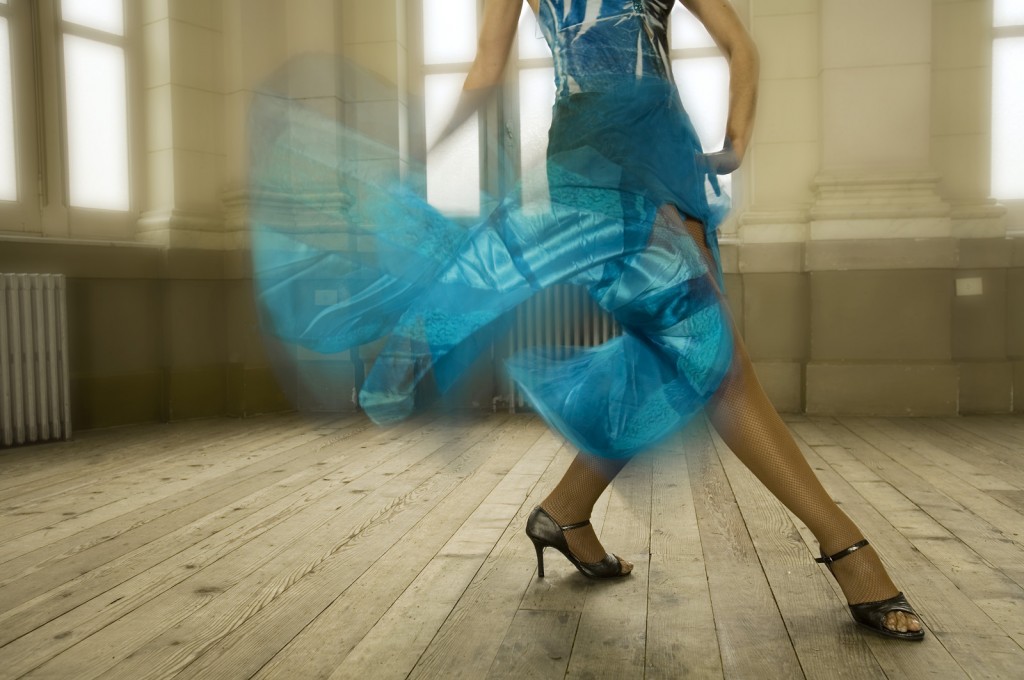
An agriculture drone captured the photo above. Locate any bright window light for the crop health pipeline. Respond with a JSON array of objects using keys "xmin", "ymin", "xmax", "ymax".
[
  {"xmin": 425, "ymin": 72, "xmax": 479, "ymax": 215},
  {"xmin": 995, "ymin": 0, "xmax": 1024, "ymax": 28},
  {"xmin": 61, "ymin": 0, "xmax": 123, "ymax": 35},
  {"xmin": 671, "ymin": 4, "xmax": 716, "ymax": 49},
  {"xmin": 423, "ymin": 0, "xmax": 477, "ymax": 64},
  {"xmin": 519, "ymin": 67, "xmax": 556, "ymax": 208},
  {"xmin": 63, "ymin": 35, "xmax": 130, "ymax": 211},
  {"xmin": 519, "ymin": 4, "xmax": 551, "ymax": 60},
  {"xmin": 0, "ymin": 17, "xmax": 15, "ymax": 202},
  {"xmin": 673, "ymin": 57, "xmax": 729, "ymax": 151},
  {"xmin": 673, "ymin": 56, "xmax": 731, "ymax": 194},
  {"xmin": 993, "ymin": 37, "xmax": 1024, "ymax": 199}
]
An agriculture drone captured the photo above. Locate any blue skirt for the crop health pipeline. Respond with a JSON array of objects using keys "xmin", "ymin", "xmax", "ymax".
[{"xmin": 250, "ymin": 58, "xmax": 734, "ymax": 459}]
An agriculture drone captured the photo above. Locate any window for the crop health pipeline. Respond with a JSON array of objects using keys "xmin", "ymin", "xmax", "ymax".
[
  {"xmin": 62, "ymin": 0, "xmax": 130, "ymax": 212},
  {"xmin": 421, "ymin": 0, "xmax": 481, "ymax": 216},
  {"xmin": 0, "ymin": 0, "xmax": 135, "ymax": 240},
  {"xmin": 668, "ymin": 4, "xmax": 731, "ymax": 196},
  {"xmin": 993, "ymin": 0, "xmax": 1024, "ymax": 200},
  {"xmin": 416, "ymin": 2, "xmax": 731, "ymax": 216}
]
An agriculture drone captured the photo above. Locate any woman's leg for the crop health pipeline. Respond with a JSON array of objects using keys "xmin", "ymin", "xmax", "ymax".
[
  {"xmin": 539, "ymin": 453, "xmax": 633, "ymax": 571},
  {"xmin": 669, "ymin": 207, "xmax": 920, "ymax": 633}
]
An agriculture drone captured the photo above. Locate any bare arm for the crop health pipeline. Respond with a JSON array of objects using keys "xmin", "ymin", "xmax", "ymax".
[
  {"xmin": 466, "ymin": 0, "xmax": 524, "ymax": 89},
  {"xmin": 431, "ymin": 0, "xmax": 523, "ymax": 149},
  {"xmin": 679, "ymin": 0, "xmax": 760, "ymax": 168}
]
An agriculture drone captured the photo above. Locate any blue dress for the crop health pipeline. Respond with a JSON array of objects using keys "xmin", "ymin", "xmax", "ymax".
[{"xmin": 250, "ymin": 0, "xmax": 734, "ymax": 459}]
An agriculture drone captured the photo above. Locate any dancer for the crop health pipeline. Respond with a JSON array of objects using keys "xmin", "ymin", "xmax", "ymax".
[
  {"xmin": 251, "ymin": 0, "xmax": 924, "ymax": 641},
  {"xmin": 442, "ymin": 0, "xmax": 923, "ymax": 640}
]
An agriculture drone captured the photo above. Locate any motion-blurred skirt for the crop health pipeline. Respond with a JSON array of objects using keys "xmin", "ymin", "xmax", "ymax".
[{"xmin": 250, "ymin": 58, "xmax": 734, "ymax": 459}]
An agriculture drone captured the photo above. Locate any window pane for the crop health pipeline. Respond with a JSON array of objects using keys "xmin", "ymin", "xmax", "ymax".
[
  {"xmin": 424, "ymin": 0, "xmax": 477, "ymax": 64},
  {"xmin": 673, "ymin": 57, "xmax": 729, "ymax": 150},
  {"xmin": 62, "ymin": 0, "xmax": 124, "ymax": 35},
  {"xmin": 519, "ymin": 67, "xmax": 555, "ymax": 207},
  {"xmin": 519, "ymin": 3, "xmax": 551, "ymax": 60},
  {"xmin": 995, "ymin": 0, "xmax": 1024, "ymax": 27},
  {"xmin": 993, "ymin": 37, "xmax": 1024, "ymax": 199},
  {"xmin": 0, "ymin": 17, "xmax": 15, "ymax": 202},
  {"xmin": 673, "ymin": 56, "xmax": 731, "ymax": 194},
  {"xmin": 425, "ymin": 72, "xmax": 479, "ymax": 214},
  {"xmin": 671, "ymin": 4, "xmax": 715, "ymax": 49},
  {"xmin": 64, "ymin": 35, "xmax": 130, "ymax": 210}
]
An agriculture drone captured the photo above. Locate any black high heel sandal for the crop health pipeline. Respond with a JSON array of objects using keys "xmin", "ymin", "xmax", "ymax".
[
  {"xmin": 525, "ymin": 506, "xmax": 629, "ymax": 579},
  {"xmin": 816, "ymin": 539, "xmax": 925, "ymax": 641}
]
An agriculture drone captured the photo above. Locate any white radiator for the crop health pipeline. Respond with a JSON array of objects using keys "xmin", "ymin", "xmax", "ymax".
[
  {"xmin": 0, "ymin": 274, "xmax": 72, "ymax": 447},
  {"xmin": 502, "ymin": 284, "xmax": 619, "ymax": 412}
]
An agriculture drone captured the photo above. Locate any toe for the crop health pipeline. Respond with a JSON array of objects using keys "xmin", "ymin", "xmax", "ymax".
[
  {"xmin": 617, "ymin": 556, "xmax": 633, "ymax": 575},
  {"xmin": 884, "ymin": 611, "xmax": 922, "ymax": 634},
  {"xmin": 883, "ymin": 612, "xmax": 901, "ymax": 633}
]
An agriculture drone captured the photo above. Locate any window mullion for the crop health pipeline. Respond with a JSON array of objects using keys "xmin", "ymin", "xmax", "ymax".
[
  {"xmin": 516, "ymin": 56, "xmax": 553, "ymax": 69},
  {"xmin": 35, "ymin": 0, "xmax": 69, "ymax": 236},
  {"xmin": 491, "ymin": 46, "xmax": 521, "ymax": 200},
  {"xmin": 994, "ymin": 25, "xmax": 1024, "ymax": 39},
  {"xmin": 0, "ymin": 0, "xmax": 39, "ymax": 232},
  {"xmin": 422, "ymin": 62, "xmax": 474, "ymax": 75},
  {"xmin": 59, "ymin": 22, "xmax": 125, "ymax": 47}
]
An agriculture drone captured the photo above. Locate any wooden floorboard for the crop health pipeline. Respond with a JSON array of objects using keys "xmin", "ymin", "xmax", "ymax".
[
  {"xmin": 1, "ymin": 413, "xmax": 1022, "ymax": 679},
  {"xmin": 644, "ymin": 428, "xmax": 722, "ymax": 679}
]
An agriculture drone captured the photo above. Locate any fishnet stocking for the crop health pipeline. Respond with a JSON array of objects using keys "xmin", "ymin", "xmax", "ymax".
[
  {"xmin": 705, "ymin": 325, "xmax": 899, "ymax": 604},
  {"xmin": 535, "ymin": 206, "xmax": 918, "ymax": 631},
  {"xmin": 540, "ymin": 454, "xmax": 631, "ymax": 566},
  {"xmin": 664, "ymin": 207, "xmax": 912, "ymax": 619}
]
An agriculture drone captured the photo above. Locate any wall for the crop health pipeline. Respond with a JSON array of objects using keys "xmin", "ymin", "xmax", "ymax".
[
  {"xmin": 0, "ymin": 240, "xmax": 291, "ymax": 430},
  {"xmin": 722, "ymin": 0, "xmax": 1021, "ymax": 415},
  {"xmin": 1, "ymin": 0, "xmax": 1020, "ymax": 432}
]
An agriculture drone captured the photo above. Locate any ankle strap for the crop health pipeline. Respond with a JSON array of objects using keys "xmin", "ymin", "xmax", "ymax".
[
  {"xmin": 560, "ymin": 519, "xmax": 592, "ymax": 531},
  {"xmin": 815, "ymin": 539, "xmax": 870, "ymax": 565}
]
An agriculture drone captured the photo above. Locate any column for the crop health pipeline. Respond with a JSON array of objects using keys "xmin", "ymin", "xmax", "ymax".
[
  {"xmin": 736, "ymin": 0, "xmax": 820, "ymax": 412},
  {"xmin": 139, "ymin": 0, "xmax": 226, "ymax": 249},
  {"xmin": 806, "ymin": 0, "xmax": 958, "ymax": 415}
]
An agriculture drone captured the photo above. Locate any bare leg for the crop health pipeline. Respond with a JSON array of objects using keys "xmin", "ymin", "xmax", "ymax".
[
  {"xmin": 540, "ymin": 453, "xmax": 634, "ymax": 573},
  {"xmin": 668, "ymin": 207, "xmax": 920, "ymax": 634}
]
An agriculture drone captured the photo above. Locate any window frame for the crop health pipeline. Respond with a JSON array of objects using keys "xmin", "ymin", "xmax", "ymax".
[
  {"xmin": 0, "ymin": 0, "xmax": 140, "ymax": 243},
  {"xmin": 0, "ymin": 0, "xmax": 40, "ymax": 234}
]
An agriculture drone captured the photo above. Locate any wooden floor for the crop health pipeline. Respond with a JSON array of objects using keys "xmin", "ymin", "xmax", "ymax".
[{"xmin": 0, "ymin": 413, "xmax": 1023, "ymax": 679}]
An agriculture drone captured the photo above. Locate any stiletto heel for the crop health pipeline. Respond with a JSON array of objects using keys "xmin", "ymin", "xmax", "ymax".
[
  {"xmin": 816, "ymin": 539, "xmax": 925, "ymax": 641},
  {"xmin": 532, "ymin": 538, "xmax": 546, "ymax": 578},
  {"xmin": 525, "ymin": 506, "xmax": 629, "ymax": 579}
]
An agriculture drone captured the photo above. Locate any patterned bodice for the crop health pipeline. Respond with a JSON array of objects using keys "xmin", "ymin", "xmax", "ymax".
[{"xmin": 535, "ymin": 0, "xmax": 676, "ymax": 97}]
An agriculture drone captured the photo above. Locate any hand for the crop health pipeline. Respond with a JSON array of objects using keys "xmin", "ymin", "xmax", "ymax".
[
  {"xmin": 697, "ymin": 137, "xmax": 742, "ymax": 197},
  {"xmin": 703, "ymin": 136, "xmax": 741, "ymax": 176}
]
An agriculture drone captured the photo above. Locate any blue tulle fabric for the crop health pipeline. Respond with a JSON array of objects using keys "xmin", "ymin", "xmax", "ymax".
[{"xmin": 250, "ymin": 0, "xmax": 734, "ymax": 459}]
